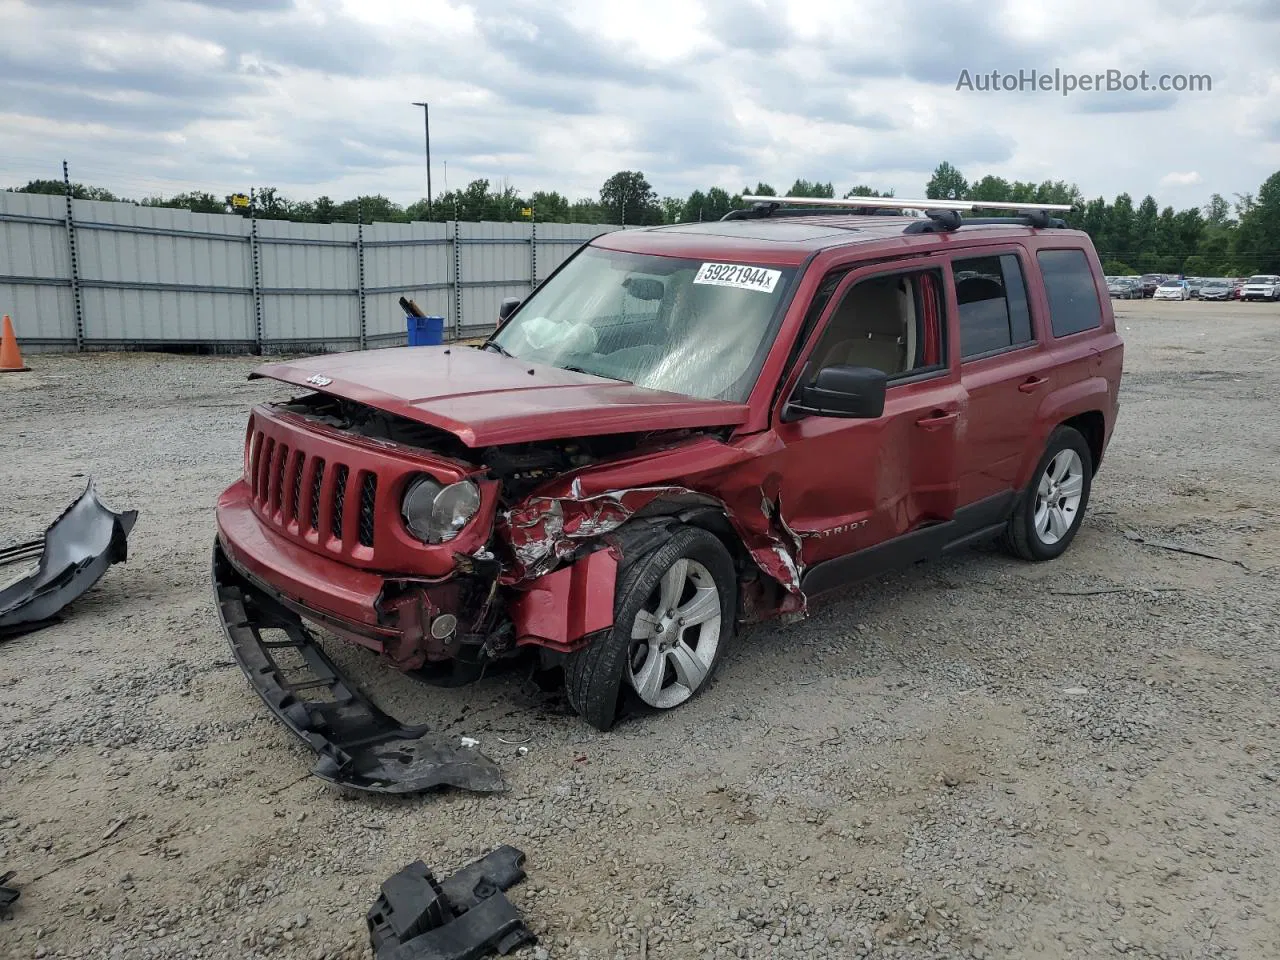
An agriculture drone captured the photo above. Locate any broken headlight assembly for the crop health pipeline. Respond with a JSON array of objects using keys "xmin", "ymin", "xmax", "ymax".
[{"xmin": 401, "ymin": 475, "xmax": 481, "ymax": 543}]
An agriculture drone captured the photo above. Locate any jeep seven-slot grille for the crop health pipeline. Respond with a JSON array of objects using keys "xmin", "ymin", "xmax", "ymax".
[
  {"xmin": 358, "ymin": 474, "xmax": 377, "ymax": 547},
  {"xmin": 331, "ymin": 465, "xmax": 349, "ymax": 540},
  {"xmin": 309, "ymin": 458, "xmax": 325, "ymax": 531},
  {"xmin": 246, "ymin": 429, "xmax": 379, "ymax": 553}
]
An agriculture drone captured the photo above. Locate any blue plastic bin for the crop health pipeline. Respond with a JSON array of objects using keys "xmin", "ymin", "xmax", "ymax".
[{"xmin": 406, "ymin": 315, "xmax": 444, "ymax": 346}]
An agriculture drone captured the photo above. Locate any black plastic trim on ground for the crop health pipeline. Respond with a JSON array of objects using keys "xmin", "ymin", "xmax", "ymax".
[
  {"xmin": 211, "ymin": 542, "xmax": 505, "ymax": 795},
  {"xmin": 0, "ymin": 479, "xmax": 137, "ymax": 638},
  {"xmin": 367, "ymin": 846, "xmax": 534, "ymax": 960},
  {"xmin": 0, "ymin": 870, "xmax": 19, "ymax": 912}
]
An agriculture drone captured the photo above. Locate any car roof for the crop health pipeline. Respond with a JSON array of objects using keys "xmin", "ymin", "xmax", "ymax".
[{"xmin": 590, "ymin": 215, "xmax": 1093, "ymax": 267}]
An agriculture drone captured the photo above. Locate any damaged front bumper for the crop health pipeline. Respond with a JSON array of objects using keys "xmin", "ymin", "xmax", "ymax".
[
  {"xmin": 212, "ymin": 543, "xmax": 505, "ymax": 795},
  {"xmin": 0, "ymin": 479, "xmax": 137, "ymax": 638}
]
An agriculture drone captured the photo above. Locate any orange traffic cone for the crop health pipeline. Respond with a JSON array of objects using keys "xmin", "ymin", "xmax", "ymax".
[{"xmin": 1, "ymin": 315, "xmax": 29, "ymax": 372}]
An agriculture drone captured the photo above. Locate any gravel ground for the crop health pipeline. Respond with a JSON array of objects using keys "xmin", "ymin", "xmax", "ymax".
[{"xmin": 2, "ymin": 298, "xmax": 1279, "ymax": 960}]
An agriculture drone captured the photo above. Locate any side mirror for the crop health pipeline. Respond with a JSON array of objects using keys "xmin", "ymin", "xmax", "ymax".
[
  {"xmin": 789, "ymin": 365, "xmax": 887, "ymax": 419},
  {"xmin": 497, "ymin": 297, "xmax": 521, "ymax": 325}
]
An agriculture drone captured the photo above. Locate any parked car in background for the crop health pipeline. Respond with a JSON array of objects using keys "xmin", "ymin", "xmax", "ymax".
[
  {"xmin": 1107, "ymin": 277, "xmax": 1143, "ymax": 299},
  {"xmin": 1240, "ymin": 275, "xmax": 1280, "ymax": 301},
  {"xmin": 1233, "ymin": 278, "xmax": 1247, "ymax": 299},
  {"xmin": 1139, "ymin": 274, "xmax": 1163, "ymax": 298},
  {"xmin": 1154, "ymin": 279, "xmax": 1191, "ymax": 301},
  {"xmin": 1192, "ymin": 277, "xmax": 1233, "ymax": 300},
  {"xmin": 1184, "ymin": 277, "xmax": 1203, "ymax": 298},
  {"xmin": 1198, "ymin": 278, "xmax": 1235, "ymax": 301}
]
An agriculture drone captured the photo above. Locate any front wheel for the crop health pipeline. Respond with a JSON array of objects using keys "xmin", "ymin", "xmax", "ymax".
[
  {"xmin": 1002, "ymin": 426, "xmax": 1094, "ymax": 562},
  {"xmin": 565, "ymin": 526, "xmax": 735, "ymax": 731}
]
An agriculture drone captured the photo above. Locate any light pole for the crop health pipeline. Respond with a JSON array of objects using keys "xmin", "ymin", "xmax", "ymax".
[{"xmin": 411, "ymin": 101, "xmax": 432, "ymax": 219}]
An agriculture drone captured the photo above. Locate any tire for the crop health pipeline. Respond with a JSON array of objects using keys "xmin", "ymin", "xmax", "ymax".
[
  {"xmin": 1002, "ymin": 426, "xmax": 1094, "ymax": 562},
  {"xmin": 565, "ymin": 526, "xmax": 736, "ymax": 731}
]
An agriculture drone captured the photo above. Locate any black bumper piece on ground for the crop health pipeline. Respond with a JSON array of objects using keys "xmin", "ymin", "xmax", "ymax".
[
  {"xmin": 212, "ymin": 543, "xmax": 504, "ymax": 795},
  {"xmin": 0, "ymin": 871, "xmax": 19, "ymax": 913},
  {"xmin": 0, "ymin": 479, "xmax": 137, "ymax": 638},
  {"xmin": 367, "ymin": 846, "xmax": 535, "ymax": 960}
]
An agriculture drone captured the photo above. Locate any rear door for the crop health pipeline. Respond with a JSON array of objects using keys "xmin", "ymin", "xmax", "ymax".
[
  {"xmin": 948, "ymin": 248, "xmax": 1048, "ymax": 506},
  {"xmin": 771, "ymin": 259, "xmax": 962, "ymax": 568}
]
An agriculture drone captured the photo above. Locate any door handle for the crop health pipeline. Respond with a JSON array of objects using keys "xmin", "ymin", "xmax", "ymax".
[
  {"xmin": 1018, "ymin": 376, "xmax": 1049, "ymax": 393},
  {"xmin": 916, "ymin": 410, "xmax": 959, "ymax": 429}
]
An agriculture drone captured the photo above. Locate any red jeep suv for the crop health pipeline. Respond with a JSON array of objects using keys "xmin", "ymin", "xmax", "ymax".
[{"xmin": 213, "ymin": 197, "xmax": 1123, "ymax": 793}]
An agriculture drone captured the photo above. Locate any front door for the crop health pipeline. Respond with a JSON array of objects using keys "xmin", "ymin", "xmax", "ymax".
[{"xmin": 772, "ymin": 261, "xmax": 963, "ymax": 570}]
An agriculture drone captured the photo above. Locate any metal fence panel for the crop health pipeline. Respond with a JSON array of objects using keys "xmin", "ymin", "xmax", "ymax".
[
  {"xmin": 71, "ymin": 199, "xmax": 254, "ymax": 343},
  {"xmin": 80, "ymin": 287, "xmax": 255, "ymax": 344},
  {"xmin": 0, "ymin": 191, "xmax": 625, "ymax": 352},
  {"xmin": 363, "ymin": 220, "xmax": 453, "ymax": 340},
  {"xmin": 459, "ymin": 221, "xmax": 532, "ymax": 335},
  {"xmin": 257, "ymin": 220, "xmax": 359, "ymax": 345},
  {"xmin": 0, "ymin": 192, "xmax": 75, "ymax": 346}
]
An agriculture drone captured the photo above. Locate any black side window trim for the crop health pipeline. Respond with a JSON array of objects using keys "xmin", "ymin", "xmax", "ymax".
[
  {"xmin": 1037, "ymin": 247, "xmax": 1104, "ymax": 338},
  {"xmin": 952, "ymin": 249, "xmax": 1036, "ymax": 361},
  {"xmin": 958, "ymin": 338, "xmax": 1041, "ymax": 365}
]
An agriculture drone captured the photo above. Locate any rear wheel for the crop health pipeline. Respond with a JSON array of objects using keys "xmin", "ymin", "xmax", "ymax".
[
  {"xmin": 1002, "ymin": 426, "xmax": 1093, "ymax": 562},
  {"xmin": 565, "ymin": 526, "xmax": 735, "ymax": 731}
]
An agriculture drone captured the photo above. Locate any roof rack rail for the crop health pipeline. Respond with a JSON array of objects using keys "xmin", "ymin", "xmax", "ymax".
[
  {"xmin": 904, "ymin": 212, "xmax": 1068, "ymax": 233},
  {"xmin": 721, "ymin": 201, "xmax": 912, "ymax": 221},
  {"xmin": 739, "ymin": 194, "xmax": 1073, "ymax": 214},
  {"xmin": 728, "ymin": 195, "xmax": 1074, "ymax": 232}
]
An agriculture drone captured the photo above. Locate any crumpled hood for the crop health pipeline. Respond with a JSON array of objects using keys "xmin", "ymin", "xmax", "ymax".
[{"xmin": 251, "ymin": 346, "xmax": 750, "ymax": 447}]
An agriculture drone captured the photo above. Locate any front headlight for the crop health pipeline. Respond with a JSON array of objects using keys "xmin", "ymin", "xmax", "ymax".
[{"xmin": 401, "ymin": 475, "xmax": 481, "ymax": 543}]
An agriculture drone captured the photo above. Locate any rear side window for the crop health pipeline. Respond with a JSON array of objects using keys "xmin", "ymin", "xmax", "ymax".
[
  {"xmin": 953, "ymin": 254, "xmax": 1035, "ymax": 358},
  {"xmin": 1038, "ymin": 249, "xmax": 1103, "ymax": 337}
]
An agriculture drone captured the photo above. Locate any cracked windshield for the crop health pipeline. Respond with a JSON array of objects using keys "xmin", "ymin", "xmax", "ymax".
[{"xmin": 490, "ymin": 247, "xmax": 796, "ymax": 402}]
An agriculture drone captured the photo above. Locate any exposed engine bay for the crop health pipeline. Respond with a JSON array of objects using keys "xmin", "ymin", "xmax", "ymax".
[{"xmin": 272, "ymin": 391, "xmax": 720, "ymax": 505}]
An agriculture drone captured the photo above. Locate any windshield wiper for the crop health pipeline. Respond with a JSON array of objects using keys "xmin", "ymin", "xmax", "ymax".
[
  {"xmin": 562, "ymin": 365, "xmax": 630, "ymax": 383},
  {"xmin": 481, "ymin": 340, "xmax": 513, "ymax": 358}
]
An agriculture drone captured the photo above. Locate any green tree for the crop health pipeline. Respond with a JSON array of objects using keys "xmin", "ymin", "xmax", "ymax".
[
  {"xmin": 843, "ymin": 184, "xmax": 895, "ymax": 199},
  {"xmin": 1081, "ymin": 197, "xmax": 1110, "ymax": 249},
  {"xmin": 682, "ymin": 189, "xmax": 708, "ymax": 222},
  {"xmin": 1203, "ymin": 193, "xmax": 1232, "ymax": 227},
  {"xmin": 1134, "ymin": 196, "xmax": 1158, "ymax": 260},
  {"xmin": 141, "ymin": 191, "xmax": 226, "ymax": 214},
  {"xmin": 248, "ymin": 187, "xmax": 293, "ymax": 219},
  {"xmin": 1109, "ymin": 193, "xmax": 1135, "ymax": 264},
  {"xmin": 659, "ymin": 196, "xmax": 684, "ymax": 224},
  {"xmin": 967, "ymin": 175, "xmax": 1012, "ymax": 202},
  {"xmin": 530, "ymin": 190, "xmax": 570, "ymax": 222},
  {"xmin": 1235, "ymin": 171, "xmax": 1280, "ymax": 273},
  {"xmin": 569, "ymin": 198, "xmax": 605, "ymax": 223},
  {"xmin": 1034, "ymin": 180, "xmax": 1083, "ymax": 207},
  {"xmin": 329, "ymin": 194, "xmax": 405, "ymax": 223},
  {"xmin": 14, "ymin": 178, "xmax": 120, "ymax": 201},
  {"xmin": 703, "ymin": 187, "xmax": 734, "ymax": 221},
  {"xmin": 1102, "ymin": 259, "xmax": 1136, "ymax": 275},
  {"xmin": 1153, "ymin": 206, "xmax": 1180, "ymax": 273},
  {"xmin": 600, "ymin": 170, "xmax": 659, "ymax": 225},
  {"xmin": 749, "ymin": 182, "xmax": 777, "ymax": 196},
  {"xmin": 925, "ymin": 162, "xmax": 967, "ymax": 200},
  {"xmin": 787, "ymin": 178, "xmax": 834, "ymax": 198}
]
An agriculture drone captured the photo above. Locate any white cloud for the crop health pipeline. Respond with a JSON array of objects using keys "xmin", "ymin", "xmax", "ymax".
[{"xmin": 0, "ymin": 0, "xmax": 1277, "ymax": 208}]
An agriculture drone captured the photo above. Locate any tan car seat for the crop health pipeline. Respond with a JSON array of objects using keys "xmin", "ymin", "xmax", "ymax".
[{"xmin": 815, "ymin": 276, "xmax": 911, "ymax": 375}]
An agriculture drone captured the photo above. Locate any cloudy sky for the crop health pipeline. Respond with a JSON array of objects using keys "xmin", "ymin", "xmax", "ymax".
[{"xmin": 2, "ymin": 0, "xmax": 1278, "ymax": 210}]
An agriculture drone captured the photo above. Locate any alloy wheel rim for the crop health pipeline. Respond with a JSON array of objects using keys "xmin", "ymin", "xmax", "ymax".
[
  {"xmin": 1033, "ymin": 449, "xmax": 1085, "ymax": 545},
  {"xmin": 626, "ymin": 558, "xmax": 722, "ymax": 709}
]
